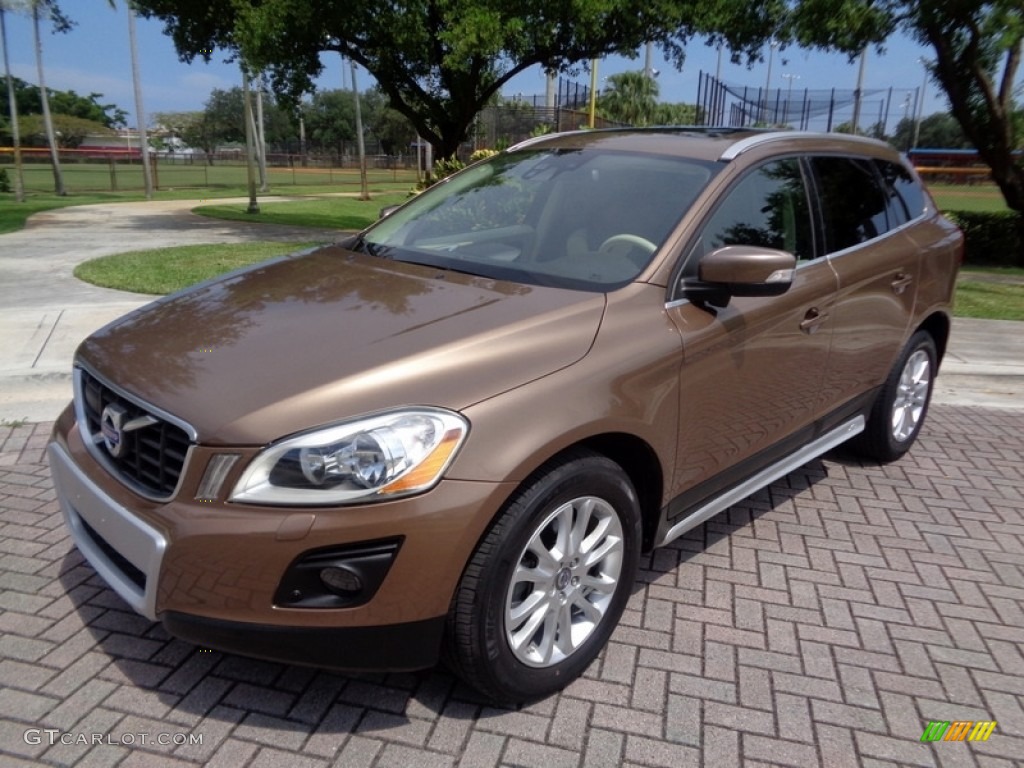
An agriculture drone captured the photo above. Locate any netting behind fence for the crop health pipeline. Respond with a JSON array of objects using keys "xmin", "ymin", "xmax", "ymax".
[{"xmin": 695, "ymin": 71, "xmax": 921, "ymax": 135}]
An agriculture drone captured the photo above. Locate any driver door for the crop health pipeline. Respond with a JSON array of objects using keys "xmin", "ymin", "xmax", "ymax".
[{"xmin": 664, "ymin": 157, "xmax": 838, "ymax": 504}]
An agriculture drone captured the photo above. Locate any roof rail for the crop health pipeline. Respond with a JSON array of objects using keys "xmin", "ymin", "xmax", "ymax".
[{"xmin": 719, "ymin": 131, "xmax": 890, "ymax": 162}]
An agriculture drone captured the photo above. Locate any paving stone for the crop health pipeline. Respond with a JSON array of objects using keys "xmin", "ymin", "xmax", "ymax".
[{"xmin": 0, "ymin": 405, "xmax": 1021, "ymax": 767}]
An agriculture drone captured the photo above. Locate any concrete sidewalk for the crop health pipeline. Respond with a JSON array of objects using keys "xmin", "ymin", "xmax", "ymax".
[
  {"xmin": 1, "ymin": 199, "xmax": 1022, "ymax": 422},
  {"xmin": 0, "ymin": 198, "xmax": 342, "ymax": 422}
]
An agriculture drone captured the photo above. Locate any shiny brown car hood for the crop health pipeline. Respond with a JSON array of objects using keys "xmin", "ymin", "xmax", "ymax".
[{"xmin": 77, "ymin": 246, "xmax": 605, "ymax": 445}]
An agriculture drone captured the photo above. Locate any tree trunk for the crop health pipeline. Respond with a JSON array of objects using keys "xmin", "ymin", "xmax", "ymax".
[
  {"xmin": 32, "ymin": 3, "xmax": 65, "ymax": 196},
  {"xmin": 1, "ymin": 7, "xmax": 25, "ymax": 201},
  {"xmin": 127, "ymin": 8, "xmax": 154, "ymax": 199}
]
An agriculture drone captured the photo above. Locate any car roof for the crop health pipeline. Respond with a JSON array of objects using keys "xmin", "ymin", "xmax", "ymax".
[{"xmin": 508, "ymin": 127, "xmax": 902, "ymax": 165}]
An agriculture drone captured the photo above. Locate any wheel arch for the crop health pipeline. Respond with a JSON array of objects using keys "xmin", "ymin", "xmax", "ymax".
[
  {"xmin": 453, "ymin": 430, "xmax": 667, "ymax": 586},
  {"xmin": 916, "ymin": 310, "xmax": 951, "ymax": 364},
  {"xmin": 576, "ymin": 433, "xmax": 664, "ymax": 553}
]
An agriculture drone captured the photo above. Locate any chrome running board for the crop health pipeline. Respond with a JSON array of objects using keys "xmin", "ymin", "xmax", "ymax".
[{"xmin": 655, "ymin": 416, "xmax": 864, "ymax": 548}]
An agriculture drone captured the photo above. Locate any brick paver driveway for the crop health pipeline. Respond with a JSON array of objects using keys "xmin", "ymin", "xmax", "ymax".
[{"xmin": 2, "ymin": 405, "xmax": 1022, "ymax": 767}]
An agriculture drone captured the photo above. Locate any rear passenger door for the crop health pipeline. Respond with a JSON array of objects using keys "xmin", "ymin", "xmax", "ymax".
[{"xmin": 810, "ymin": 157, "xmax": 921, "ymax": 408}]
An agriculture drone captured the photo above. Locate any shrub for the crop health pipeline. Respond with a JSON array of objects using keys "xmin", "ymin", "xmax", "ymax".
[
  {"xmin": 414, "ymin": 151, "xmax": 502, "ymax": 193},
  {"xmin": 0, "ymin": 169, "xmax": 10, "ymax": 194},
  {"xmin": 944, "ymin": 210, "xmax": 1023, "ymax": 267},
  {"xmin": 469, "ymin": 148, "xmax": 499, "ymax": 163}
]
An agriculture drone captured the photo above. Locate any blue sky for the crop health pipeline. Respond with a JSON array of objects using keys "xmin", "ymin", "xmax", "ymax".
[{"xmin": 2, "ymin": 2, "xmax": 959, "ymax": 133}]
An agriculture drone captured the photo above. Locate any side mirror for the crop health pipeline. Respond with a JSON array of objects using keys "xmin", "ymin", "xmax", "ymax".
[{"xmin": 686, "ymin": 245, "xmax": 796, "ymax": 305}]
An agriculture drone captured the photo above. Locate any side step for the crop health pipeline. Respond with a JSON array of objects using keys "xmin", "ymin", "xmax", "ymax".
[{"xmin": 655, "ymin": 416, "xmax": 864, "ymax": 548}]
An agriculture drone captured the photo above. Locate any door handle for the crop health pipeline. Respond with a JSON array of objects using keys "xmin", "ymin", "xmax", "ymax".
[
  {"xmin": 799, "ymin": 307, "xmax": 828, "ymax": 334},
  {"xmin": 891, "ymin": 273, "xmax": 913, "ymax": 294}
]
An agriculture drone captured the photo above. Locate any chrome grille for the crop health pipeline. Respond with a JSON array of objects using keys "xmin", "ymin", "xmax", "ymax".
[{"xmin": 78, "ymin": 368, "xmax": 193, "ymax": 498}]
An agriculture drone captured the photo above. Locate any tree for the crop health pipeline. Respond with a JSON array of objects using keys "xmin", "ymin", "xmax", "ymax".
[
  {"xmin": 0, "ymin": 76, "xmax": 126, "ymax": 127},
  {"xmin": 157, "ymin": 87, "xmax": 297, "ymax": 163},
  {"xmin": 598, "ymin": 71, "xmax": 660, "ymax": 126},
  {"xmin": 654, "ymin": 102, "xmax": 702, "ymax": 125},
  {"xmin": 17, "ymin": 113, "xmax": 113, "ymax": 147},
  {"xmin": 787, "ymin": 0, "xmax": 1024, "ymax": 263},
  {"xmin": 890, "ymin": 111, "xmax": 970, "ymax": 150},
  {"xmin": 0, "ymin": 1, "xmax": 25, "ymax": 201},
  {"xmin": 359, "ymin": 87, "xmax": 417, "ymax": 156},
  {"xmin": 131, "ymin": 0, "xmax": 786, "ymax": 159},
  {"xmin": 30, "ymin": 0, "xmax": 72, "ymax": 195},
  {"xmin": 301, "ymin": 89, "xmax": 356, "ymax": 158}
]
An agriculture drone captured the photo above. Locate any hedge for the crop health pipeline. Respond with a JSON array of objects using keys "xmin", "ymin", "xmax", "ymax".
[{"xmin": 943, "ymin": 210, "xmax": 1023, "ymax": 267}]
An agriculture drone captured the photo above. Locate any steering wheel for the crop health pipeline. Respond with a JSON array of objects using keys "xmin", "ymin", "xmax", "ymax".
[{"xmin": 598, "ymin": 234, "xmax": 658, "ymax": 264}]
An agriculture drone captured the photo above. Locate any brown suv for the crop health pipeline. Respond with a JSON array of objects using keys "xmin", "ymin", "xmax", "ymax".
[{"xmin": 49, "ymin": 129, "xmax": 961, "ymax": 703}]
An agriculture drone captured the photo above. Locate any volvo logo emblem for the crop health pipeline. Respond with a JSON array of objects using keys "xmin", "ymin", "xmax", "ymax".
[{"xmin": 100, "ymin": 404, "xmax": 129, "ymax": 458}]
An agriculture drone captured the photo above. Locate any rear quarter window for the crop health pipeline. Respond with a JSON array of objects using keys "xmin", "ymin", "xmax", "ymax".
[
  {"xmin": 811, "ymin": 156, "xmax": 889, "ymax": 253},
  {"xmin": 875, "ymin": 159, "xmax": 927, "ymax": 221}
]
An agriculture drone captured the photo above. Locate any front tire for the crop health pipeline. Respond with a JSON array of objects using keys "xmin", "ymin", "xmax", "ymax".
[
  {"xmin": 445, "ymin": 450, "xmax": 641, "ymax": 703},
  {"xmin": 854, "ymin": 330, "xmax": 937, "ymax": 462}
]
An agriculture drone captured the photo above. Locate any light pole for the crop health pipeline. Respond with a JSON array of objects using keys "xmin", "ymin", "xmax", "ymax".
[
  {"xmin": 763, "ymin": 40, "xmax": 778, "ymax": 125},
  {"xmin": 782, "ymin": 73, "xmax": 800, "ymax": 126}
]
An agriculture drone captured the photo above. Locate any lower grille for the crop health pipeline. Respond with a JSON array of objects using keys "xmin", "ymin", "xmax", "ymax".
[
  {"xmin": 79, "ymin": 517, "xmax": 146, "ymax": 591},
  {"xmin": 77, "ymin": 368, "xmax": 193, "ymax": 499}
]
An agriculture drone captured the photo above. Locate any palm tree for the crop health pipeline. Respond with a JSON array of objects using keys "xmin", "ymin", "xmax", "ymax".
[
  {"xmin": 105, "ymin": 1, "xmax": 152, "ymax": 198},
  {"xmin": 125, "ymin": 3, "xmax": 153, "ymax": 198},
  {"xmin": 598, "ymin": 71, "xmax": 660, "ymax": 127},
  {"xmin": 0, "ymin": 1, "xmax": 26, "ymax": 201},
  {"xmin": 31, "ymin": 0, "xmax": 68, "ymax": 195}
]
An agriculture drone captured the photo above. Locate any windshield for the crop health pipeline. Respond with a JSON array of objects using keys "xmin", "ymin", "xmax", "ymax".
[{"xmin": 359, "ymin": 148, "xmax": 718, "ymax": 291}]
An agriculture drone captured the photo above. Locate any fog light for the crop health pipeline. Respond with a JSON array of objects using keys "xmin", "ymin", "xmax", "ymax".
[{"xmin": 320, "ymin": 566, "xmax": 362, "ymax": 595}]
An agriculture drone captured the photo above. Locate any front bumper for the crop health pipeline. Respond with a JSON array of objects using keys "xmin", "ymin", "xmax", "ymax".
[
  {"xmin": 50, "ymin": 441, "xmax": 166, "ymax": 619},
  {"xmin": 48, "ymin": 414, "xmax": 514, "ymax": 670}
]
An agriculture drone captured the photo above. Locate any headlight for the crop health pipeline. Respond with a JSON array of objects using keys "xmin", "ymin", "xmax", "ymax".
[{"xmin": 230, "ymin": 408, "xmax": 468, "ymax": 505}]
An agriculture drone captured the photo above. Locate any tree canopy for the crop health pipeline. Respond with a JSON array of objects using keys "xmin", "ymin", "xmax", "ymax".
[
  {"xmin": 14, "ymin": 113, "xmax": 113, "ymax": 147},
  {"xmin": 787, "ymin": 0, "xmax": 1023, "ymax": 233},
  {"xmin": 130, "ymin": 0, "xmax": 1024, "ymax": 236},
  {"xmin": 890, "ymin": 112, "xmax": 971, "ymax": 151},
  {"xmin": 598, "ymin": 71, "xmax": 660, "ymax": 127},
  {"xmin": 0, "ymin": 76, "xmax": 127, "ymax": 127},
  {"xmin": 131, "ymin": 0, "xmax": 786, "ymax": 158}
]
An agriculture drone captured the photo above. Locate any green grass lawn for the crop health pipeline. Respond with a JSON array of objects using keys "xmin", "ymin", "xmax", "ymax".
[
  {"xmin": 0, "ymin": 162, "xmax": 418, "ymax": 234},
  {"xmin": 193, "ymin": 193, "xmax": 408, "ymax": 230},
  {"xmin": 928, "ymin": 183, "xmax": 1009, "ymax": 213},
  {"xmin": 71, "ymin": 195, "xmax": 408, "ymax": 294},
  {"xmin": 955, "ymin": 267, "xmax": 1024, "ymax": 321},
  {"xmin": 73, "ymin": 242, "xmax": 324, "ymax": 295}
]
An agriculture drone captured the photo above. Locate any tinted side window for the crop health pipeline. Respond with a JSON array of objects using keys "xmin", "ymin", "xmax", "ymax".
[
  {"xmin": 696, "ymin": 158, "xmax": 814, "ymax": 261},
  {"xmin": 812, "ymin": 157, "xmax": 889, "ymax": 252},
  {"xmin": 875, "ymin": 159, "xmax": 926, "ymax": 220},
  {"xmin": 873, "ymin": 160, "xmax": 911, "ymax": 227}
]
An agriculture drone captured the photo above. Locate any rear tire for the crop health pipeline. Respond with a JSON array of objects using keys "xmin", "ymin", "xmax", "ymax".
[
  {"xmin": 444, "ymin": 449, "xmax": 640, "ymax": 704},
  {"xmin": 853, "ymin": 331, "xmax": 937, "ymax": 462}
]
